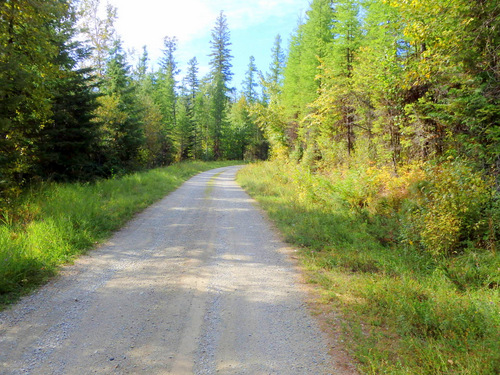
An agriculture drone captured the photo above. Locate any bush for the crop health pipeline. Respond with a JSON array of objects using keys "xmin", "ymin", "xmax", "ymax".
[{"xmin": 400, "ymin": 160, "xmax": 495, "ymax": 256}]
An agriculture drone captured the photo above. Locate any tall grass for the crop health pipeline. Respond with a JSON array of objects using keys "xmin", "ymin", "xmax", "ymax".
[
  {"xmin": 0, "ymin": 161, "xmax": 239, "ymax": 307},
  {"xmin": 237, "ymin": 161, "xmax": 500, "ymax": 375}
]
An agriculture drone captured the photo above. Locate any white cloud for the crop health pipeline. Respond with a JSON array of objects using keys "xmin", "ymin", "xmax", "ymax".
[
  {"xmin": 110, "ymin": 0, "xmax": 305, "ymax": 47},
  {"xmin": 105, "ymin": 0, "xmax": 307, "ymax": 83}
]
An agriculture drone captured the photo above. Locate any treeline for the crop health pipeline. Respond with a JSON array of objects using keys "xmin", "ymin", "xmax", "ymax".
[
  {"xmin": 256, "ymin": 0, "xmax": 498, "ymax": 171},
  {"xmin": 252, "ymin": 0, "xmax": 499, "ymax": 255},
  {"xmin": 0, "ymin": 0, "xmax": 267, "ymax": 208}
]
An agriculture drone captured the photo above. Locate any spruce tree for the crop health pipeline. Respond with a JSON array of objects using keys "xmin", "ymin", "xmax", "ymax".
[
  {"xmin": 154, "ymin": 36, "xmax": 179, "ymax": 164},
  {"xmin": 208, "ymin": 11, "xmax": 233, "ymax": 160},
  {"xmin": 282, "ymin": 0, "xmax": 334, "ymax": 121},
  {"xmin": 97, "ymin": 39, "xmax": 143, "ymax": 172},
  {"xmin": 184, "ymin": 57, "xmax": 200, "ymax": 159},
  {"xmin": 242, "ymin": 56, "xmax": 259, "ymax": 104},
  {"xmin": 136, "ymin": 45, "xmax": 149, "ymax": 81},
  {"xmin": 0, "ymin": 0, "xmax": 69, "ymax": 201},
  {"xmin": 266, "ymin": 34, "xmax": 286, "ymax": 97},
  {"xmin": 36, "ymin": 8, "xmax": 102, "ymax": 181}
]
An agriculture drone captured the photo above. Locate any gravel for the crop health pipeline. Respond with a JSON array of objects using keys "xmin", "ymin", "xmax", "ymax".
[{"xmin": 0, "ymin": 166, "xmax": 351, "ymax": 374}]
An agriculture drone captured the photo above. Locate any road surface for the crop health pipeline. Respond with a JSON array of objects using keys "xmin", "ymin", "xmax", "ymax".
[{"xmin": 0, "ymin": 166, "xmax": 347, "ymax": 374}]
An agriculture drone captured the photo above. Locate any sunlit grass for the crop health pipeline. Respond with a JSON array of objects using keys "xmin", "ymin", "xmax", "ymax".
[
  {"xmin": 237, "ymin": 161, "xmax": 500, "ymax": 375},
  {"xmin": 0, "ymin": 161, "xmax": 240, "ymax": 307}
]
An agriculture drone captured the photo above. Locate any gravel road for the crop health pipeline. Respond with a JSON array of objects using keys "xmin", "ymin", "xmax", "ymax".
[{"xmin": 0, "ymin": 166, "xmax": 349, "ymax": 374}]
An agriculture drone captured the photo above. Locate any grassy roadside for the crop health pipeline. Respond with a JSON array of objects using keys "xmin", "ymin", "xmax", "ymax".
[
  {"xmin": 237, "ymin": 161, "xmax": 499, "ymax": 374},
  {"xmin": 0, "ymin": 161, "xmax": 240, "ymax": 308}
]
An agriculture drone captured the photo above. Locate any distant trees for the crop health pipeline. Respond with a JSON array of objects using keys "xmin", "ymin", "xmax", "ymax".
[
  {"xmin": 0, "ymin": 3, "xmax": 272, "ymax": 207},
  {"xmin": 3, "ymin": 0, "xmax": 493, "ymax": 211}
]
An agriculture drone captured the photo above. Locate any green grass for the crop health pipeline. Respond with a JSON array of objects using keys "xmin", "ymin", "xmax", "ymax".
[
  {"xmin": 0, "ymin": 161, "xmax": 240, "ymax": 308},
  {"xmin": 237, "ymin": 161, "xmax": 500, "ymax": 375}
]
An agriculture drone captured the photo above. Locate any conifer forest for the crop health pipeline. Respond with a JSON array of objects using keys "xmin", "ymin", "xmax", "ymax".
[
  {"xmin": 1, "ymin": 1, "xmax": 499, "ymax": 372},
  {"xmin": 1, "ymin": 0, "xmax": 499, "ymax": 251}
]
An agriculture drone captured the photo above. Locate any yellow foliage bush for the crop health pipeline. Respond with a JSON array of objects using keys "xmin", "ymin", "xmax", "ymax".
[
  {"xmin": 400, "ymin": 160, "xmax": 494, "ymax": 256},
  {"xmin": 318, "ymin": 159, "xmax": 495, "ymax": 256}
]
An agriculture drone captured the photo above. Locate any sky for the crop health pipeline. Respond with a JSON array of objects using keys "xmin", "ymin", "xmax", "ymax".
[{"xmin": 106, "ymin": 0, "xmax": 308, "ymax": 92}]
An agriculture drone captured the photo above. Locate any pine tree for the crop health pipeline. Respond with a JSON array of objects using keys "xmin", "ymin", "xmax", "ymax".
[
  {"xmin": 136, "ymin": 45, "xmax": 149, "ymax": 81},
  {"xmin": 184, "ymin": 57, "xmax": 200, "ymax": 159},
  {"xmin": 265, "ymin": 34, "xmax": 286, "ymax": 98},
  {"xmin": 96, "ymin": 39, "xmax": 143, "ymax": 172},
  {"xmin": 153, "ymin": 36, "xmax": 179, "ymax": 164},
  {"xmin": 0, "ymin": 0, "xmax": 71, "ymax": 201},
  {"xmin": 242, "ymin": 56, "xmax": 259, "ymax": 104},
  {"xmin": 282, "ymin": 0, "xmax": 334, "ymax": 121},
  {"xmin": 208, "ymin": 11, "xmax": 233, "ymax": 159},
  {"xmin": 36, "ymin": 6, "xmax": 102, "ymax": 181}
]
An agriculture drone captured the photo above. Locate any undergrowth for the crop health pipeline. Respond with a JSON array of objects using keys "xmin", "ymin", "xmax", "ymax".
[
  {"xmin": 237, "ymin": 160, "xmax": 500, "ymax": 375},
  {"xmin": 0, "ymin": 161, "xmax": 240, "ymax": 308}
]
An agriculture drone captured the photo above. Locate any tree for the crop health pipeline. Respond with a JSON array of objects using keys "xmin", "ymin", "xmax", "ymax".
[
  {"xmin": 131, "ymin": 46, "xmax": 165, "ymax": 168},
  {"xmin": 242, "ymin": 56, "xmax": 259, "ymax": 104},
  {"xmin": 77, "ymin": 0, "xmax": 117, "ymax": 76},
  {"xmin": 311, "ymin": 0, "xmax": 362, "ymax": 158},
  {"xmin": 174, "ymin": 86, "xmax": 194, "ymax": 161},
  {"xmin": 281, "ymin": 0, "xmax": 335, "ymax": 159},
  {"xmin": 153, "ymin": 36, "xmax": 179, "ymax": 164},
  {"xmin": 268, "ymin": 34, "xmax": 286, "ymax": 89},
  {"xmin": 208, "ymin": 11, "xmax": 233, "ymax": 159},
  {"xmin": 96, "ymin": 39, "xmax": 143, "ymax": 172},
  {"xmin": 183, "ymin": 57, "xmax": 200, "ymax": 159},
  {"xmin": 264, "ymin": 34, "xmax": 286, "ymax": 100},
  {"xmin": 136, "ymin": 45, "xmax": 149, "ymax": 81},
  {"xmin": 36, "ymin": 6, "xmax": 102, "ymax": 181},
  {"xmin": 250, "ymin": 34, "xmax": 288, "ymax": 159},
  {"xmin": 354, "ymin": 0, "xmax": 408, "ymax": 169},
  {"xmin": 0, "ymin": 0, "xmax": 70, "ymax": 202},
  {"xmin": 282, "ymin": 0, "xmax": 335, "ymax": 120}
]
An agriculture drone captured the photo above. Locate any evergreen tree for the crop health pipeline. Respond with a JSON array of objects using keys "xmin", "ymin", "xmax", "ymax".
[
  {"xmin": 316, "ymin": 0, "xmax": 362, "ymax": 157},
  {"xmin": 36, "ymin": 6, "xmax": 102, "ymax": 181},
  {"xmin": 194, "ymin": 77, "xmax": 213, "ymax": 160},
  {"xmin": 132, "ymin": 46, "xmax": 164, "ymax": 168},
  {"xmin": 269, "ymin": 34, "xmax": 286, "ymax": 88},
  {"xmin": 184, "ymin": 57, "xmax": 200, "ymax": 159},
  {"xmin": 354, "ymin": 0, "xmax": 407, "ymax": 168},
  {"xmin": 242, "ymin": 56, "xmax": 259, "ymax": 104},
  {"xmin": 0, "ymin": 0, "xmax": 71, "ymax": 201},
  {"xmin": 96, "ymin": 39, "xmax": 143, "ymax": 172},
  {"xmin": 282, "ymin": 0, "xmax": 334, "ymax": 121},
  {"xmin": 153, "ymin": 36, "xmax": 179, "ymax": 164},
  {"xmin": 185, "ymin": 57, "xmax": 200, "ymax": 108},
  {"xmin": 174, "ymin": 85, "xmax": 194, "ymax": 161},
  {"xmin": 136, "ymin": 45, "xmax": 149, "ymax": 81},
  {"xmin": 208, "ymin": 11, "xmax": 233, "ymax": 159},
  {"xmin": 264, "ymin": 34, "xmax": 286, "ymax": 100}
]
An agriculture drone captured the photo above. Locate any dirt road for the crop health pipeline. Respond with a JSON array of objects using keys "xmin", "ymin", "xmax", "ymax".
[{"xmin": 0, "ymin": 166, "xmax": 346, "ymax": 374}]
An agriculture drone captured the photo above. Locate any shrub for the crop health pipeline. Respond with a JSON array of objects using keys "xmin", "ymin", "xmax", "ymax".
[{"xmin": 400, "ymin": 160, "xmax": 495, "ymax": 256}]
